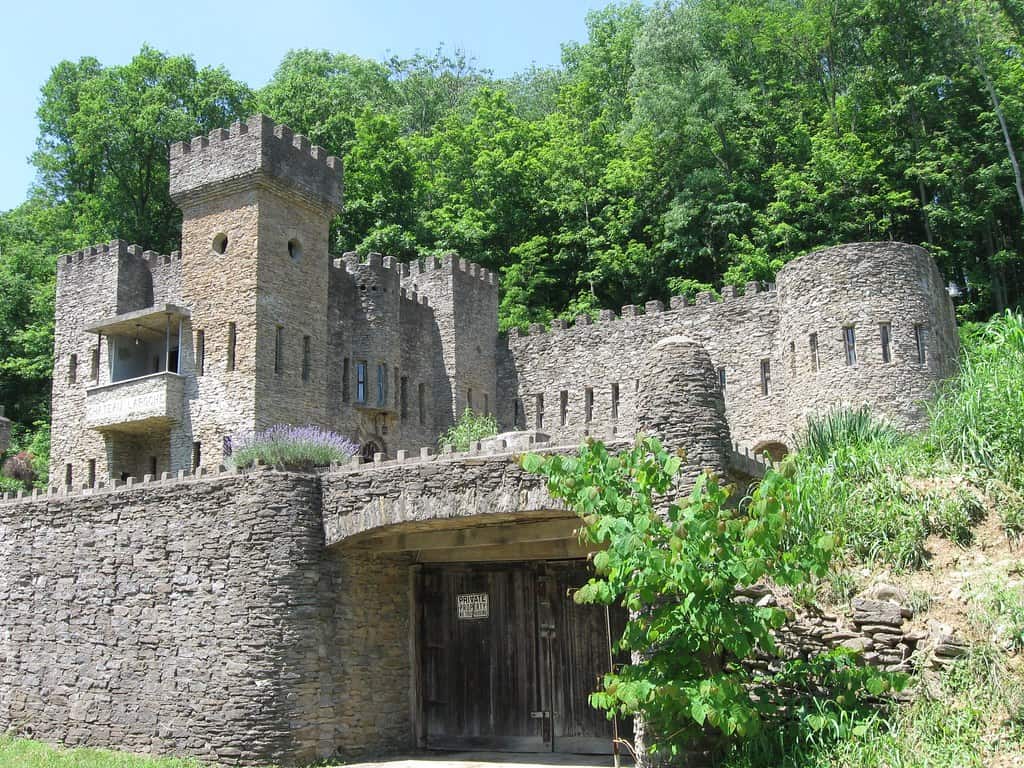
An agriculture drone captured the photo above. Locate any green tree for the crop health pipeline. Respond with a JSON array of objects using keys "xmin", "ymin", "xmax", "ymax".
[
  {"xmin": 257, "ymin": 49, "xmax": 395, "ymax": 157},
  {"xmin": 336, "ymin": 111, "xmax": 419, "ymax": 256},
  {"xmin": 523, "ymin": 437, "xmax": 897, "ymax": 758},
  {"xmin": 33, "ymin": 46, "xmax": 253, "ymax": 252}
]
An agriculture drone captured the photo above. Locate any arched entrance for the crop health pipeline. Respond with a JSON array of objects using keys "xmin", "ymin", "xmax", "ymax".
[
  {"xmin": 755, "ymin": 441, "xmax": 790, "ymax": 463},
  {"xmin": 337, "ymin": 512, "xmax": 631, "ymax": 755},
  {"xmin": 360, "ymin": 439, "xmax": 384, "ymax": 463}
]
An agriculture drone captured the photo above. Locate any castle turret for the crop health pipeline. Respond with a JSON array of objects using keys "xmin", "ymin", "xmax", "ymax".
[
  {"xmin": 776, "ymin": 242, "xmax": 958, "ymax": 433},
  {"xmin": 400, "ymin": 255, "xmax": 499, "ymax": 428},
  {"xmin": 169, "ymin": 115, "xmax": 343, "ymax": 464},
  {"xmin": 636, "ymin": 335, "xmax": 730, "ymax": 487}
]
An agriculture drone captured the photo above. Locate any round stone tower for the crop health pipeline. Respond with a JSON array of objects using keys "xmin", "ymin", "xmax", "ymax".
[
  {"xmin": 775, "ymin": 242, "xmax": 958, "ymax": 431},
  {"xmin": 636, "ymin": 335, "xmax": 730, "ymax": 487}
]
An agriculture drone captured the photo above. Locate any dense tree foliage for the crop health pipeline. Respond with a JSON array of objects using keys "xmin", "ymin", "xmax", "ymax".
[{"xmin": 2, "ymin": 0, "xmax": 1024, "ymax": 444}]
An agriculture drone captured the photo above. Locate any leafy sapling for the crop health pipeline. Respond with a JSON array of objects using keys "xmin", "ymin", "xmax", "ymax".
[{"xmin": 522, "ymin": 436, "xmax": 904, "ymax": 758}]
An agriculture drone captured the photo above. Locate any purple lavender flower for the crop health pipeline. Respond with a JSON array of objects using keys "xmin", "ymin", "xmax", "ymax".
[{"xmin": 231, "ymin": 424, "xmax": 359, "ymax": 471}]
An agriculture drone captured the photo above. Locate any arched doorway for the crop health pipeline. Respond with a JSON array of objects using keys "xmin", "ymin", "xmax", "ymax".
[
  {"xmin": 360, "ymin": 440, "xmax": 384, "ymax": 463},
  {"xmin": 755, "ymin": 441, "xmax": 790, "ymax": 463}
]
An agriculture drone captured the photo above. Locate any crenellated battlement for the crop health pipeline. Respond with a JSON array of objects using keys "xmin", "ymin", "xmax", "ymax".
[
  {"xmin": 505, "ymin": 281, "xmax": 778, "ymax": 342},
  {"xmin": 398, "ymin": 287, "xmax": 430, "ymax": 307},
  {"xmin": 56, "ymin": 239, "xmax": 181, "ymax": 272},
  {"xmin": 169, "ymin": 114, "xmax": 343, "ymax": 211},
  {"xmin": 329, "ymin": 250, "xmax": 496, "ymax": 288},
  {"xmin": 400, "ymin": 253, "xmax": 497, "ymax": 286}
]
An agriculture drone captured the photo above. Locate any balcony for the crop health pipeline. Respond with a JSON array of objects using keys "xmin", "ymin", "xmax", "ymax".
[{"xmin": 85, "ymin": 372, "xmax": 184, "ymax": 433}]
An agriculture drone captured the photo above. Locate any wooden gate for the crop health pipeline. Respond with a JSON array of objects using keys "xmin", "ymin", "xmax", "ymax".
[{"xmin": 418, "ymin": 561, "xmax": 628, "ymax": 754}]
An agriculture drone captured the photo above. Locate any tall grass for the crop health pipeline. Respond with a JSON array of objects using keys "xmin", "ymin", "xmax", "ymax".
[
  {"xmin": 785, "ymin": 414, "xmax": 935, "ymax": 570},
  {"xmin": 782, "ymin": 311, "xmax": 1024, "ymax": 570},
  {"xmin": 929, "ymin": 310, "xmax": 1024, "ymax": 483},
  {"xmin": 796, "ymin": 406, "xmax": 900, "ymax": 463}
]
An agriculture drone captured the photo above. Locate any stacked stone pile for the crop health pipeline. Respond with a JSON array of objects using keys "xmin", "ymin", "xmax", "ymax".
[{"xmin": 745, "ymin": 582, "xmax": 970, "ymax": 675}]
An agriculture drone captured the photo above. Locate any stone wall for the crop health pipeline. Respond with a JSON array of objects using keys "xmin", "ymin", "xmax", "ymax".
[
  {"xmin": 776, "ymin": 242, "xmax": 959, "ymax": 430},
  {"xmin": 0, "ymin": 444, "xmax": 965, "ymax": 767},
  {"xmin": 400, "ymin": 255, "xmax": 500, "ymax": 427},
  {"xmin": 321, "ymin": 447, "xmax": 580, "ymax": 546},
  {"xmin": 0, "ymin": 472, "xmax": 342, "ymax": 765},
  {"xmin": 498, "ymin": 287, "xmax": 787, "ymax": 453},
  {"xmin": 0, "ymin": 407, "xmax": 10, "ymax": 454},
  {"xmin": 499, "ymin": 242, "xmax": 958, "ymax": 455}
]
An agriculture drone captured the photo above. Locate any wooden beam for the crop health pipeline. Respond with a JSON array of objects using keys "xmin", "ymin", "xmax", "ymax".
[
  {"xmin": 414, "ymin": 538, "xmax": 594, "ymax": 564},
  {"xmin": 362, "ymin": 518, "xmax": 584, "ymax": 553}
]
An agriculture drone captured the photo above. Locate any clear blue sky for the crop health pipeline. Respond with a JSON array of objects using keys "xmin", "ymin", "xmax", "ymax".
[{"xmin": 0, "ymin": 0, "xmax": 614, "ymax": 212}]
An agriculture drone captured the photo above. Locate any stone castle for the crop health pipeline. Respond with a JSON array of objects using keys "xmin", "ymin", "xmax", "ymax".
[
  {"xmin": 49, "ymin": 114, "xmax": 957, "ymax": 487},
  {"xmin": 0, "ymin": 115, "xmax": 960, "ymax": 766}
]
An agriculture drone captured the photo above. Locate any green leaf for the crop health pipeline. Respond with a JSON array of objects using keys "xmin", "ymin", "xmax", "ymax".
[
  {"xmin": 690, "ymin": 701, "xmax": 707, "ymax": 725},
  {"xmin": 520, "ymin": 453, "xmax": 545, "ymax": 473}
]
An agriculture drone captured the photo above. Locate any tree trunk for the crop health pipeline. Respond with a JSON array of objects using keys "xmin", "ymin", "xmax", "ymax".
[{"xmin": 979, "ymin": 56, "xmax": 1024, "ymax": 218}]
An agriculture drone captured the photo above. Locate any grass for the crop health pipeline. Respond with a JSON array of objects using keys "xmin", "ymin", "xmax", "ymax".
[
  {"xmin": 780, "ymin": 312, "xmax": 1024, "ymax": 571},
  {"xmin": 0, "ymin": 736, "xmax": 208, "ymax": 767}
]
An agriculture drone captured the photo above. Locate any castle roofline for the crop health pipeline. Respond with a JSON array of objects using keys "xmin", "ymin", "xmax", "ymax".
[{"xmin": 169, "ymin": 115, "xmax": 343, "ymax": 212}]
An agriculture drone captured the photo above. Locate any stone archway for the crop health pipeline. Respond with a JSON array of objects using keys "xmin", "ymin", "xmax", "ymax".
[
  {"xmin": 360, "ymin": 439, "xmax": 385, "ymax": 463},
  {"xmin": 754, "ymin": 440, "xmax": 790, "ymax": 463}
]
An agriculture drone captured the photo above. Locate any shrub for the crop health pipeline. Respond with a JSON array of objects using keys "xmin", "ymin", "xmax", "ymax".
[
  {"xmin": 2, "ymin": 451, "xmax": 36, "ymax": 489},
  {"xmin": 437, "ymin": 408, "xmax": 499, "ymax": 452},
  {"xmin": 230, "ymin": 425, "xmax": 358, "ymax": 471},
  {"xmin": 522, "ymin": 437, "xmax": 897, "ymax": 759}
]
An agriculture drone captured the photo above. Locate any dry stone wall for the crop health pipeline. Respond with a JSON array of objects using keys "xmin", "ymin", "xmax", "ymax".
[{"xmin": 0, "ymin": 470, "xmax": 417, "ymax": 766}]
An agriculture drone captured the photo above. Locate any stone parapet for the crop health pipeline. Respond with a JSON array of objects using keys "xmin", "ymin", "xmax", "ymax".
[
  {"xmin": 85, "ymin": 372, "xmax": 185, "ymax": 432},
  {"xmin": 169, "ymin": 115, "xmax": 343, "ymax": 212}
]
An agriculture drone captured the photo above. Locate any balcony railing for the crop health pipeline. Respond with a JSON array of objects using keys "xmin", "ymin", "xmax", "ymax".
[{"xmin": 85, "ymin": 372, "xmax": 184, "ymax": 432}]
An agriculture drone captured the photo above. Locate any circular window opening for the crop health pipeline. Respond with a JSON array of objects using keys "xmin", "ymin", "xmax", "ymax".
[
  {"xmin": 288, "ymin": 238, "xmax": 302, "ymax": 261},
  {"xmin": 212, "ymin": 233, "xmax": 228, "ymax": 255}
]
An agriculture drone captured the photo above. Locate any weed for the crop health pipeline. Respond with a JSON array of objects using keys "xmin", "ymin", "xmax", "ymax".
[
  {"xmin": 437, "ymin": 408, "xmax": 499, "ymax": 451},
  {"xmin": 968, "ymin": 578, "xmax": 1024, "ymax": 651},
  {"xmin": 906, "ymin": 589, "xmax": 933, "ymax": 617}
]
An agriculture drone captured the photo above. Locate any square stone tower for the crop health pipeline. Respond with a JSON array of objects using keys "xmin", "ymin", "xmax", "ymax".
[{"xmin": 169, "ymin": 116, "xmax": 343, "ymax": 461}]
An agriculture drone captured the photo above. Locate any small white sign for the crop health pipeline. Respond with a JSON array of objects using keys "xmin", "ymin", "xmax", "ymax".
[{"xmin": 457, "ymin": 592, "xmax": 489, "ymax": 620}]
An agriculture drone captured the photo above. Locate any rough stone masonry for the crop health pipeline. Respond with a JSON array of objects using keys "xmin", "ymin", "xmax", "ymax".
[
  {"xmin": 0, "ymin": 115, "xmax": 964, "ymax": 766},
  {"xmin": 48, "ymin": 113, "xmax": 956, "ymax": 491}
]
